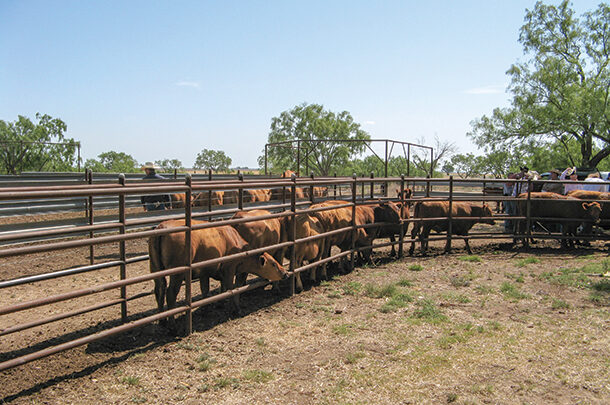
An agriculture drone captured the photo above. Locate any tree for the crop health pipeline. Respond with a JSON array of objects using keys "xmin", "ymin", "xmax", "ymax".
[
  {"xmin": 469, "ymin": 1, "xmax": 610, "ymax": 169},
  {"xmin": 411, "ymin": 136, "xmax": 457, "ymax": 177},
  {"xmin": 259, "ymin": 103, "xmax": 370, "ymax": 176},
  {"xmin": 0, "ymin": 114, "xmax": 79, "ymax": 174},
  {"xmin": 85, "ymin": 151, "xmax": 139, "ymax": 173},
  {"xmin": 194, "ymin": 149, "xmax": 232, "ymax": 172},
  {"xmin": 448, "ymin": 153, "xmax": 484, "ymax": 179},
  {"xmin": 155, "ymin": 158, "xmax": 183, "ymax": 172}
]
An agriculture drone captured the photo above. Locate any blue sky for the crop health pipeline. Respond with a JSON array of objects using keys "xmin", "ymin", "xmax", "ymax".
[{"xmin": 0, "ymin": 1, "xmax": 603, "ymax": 168}]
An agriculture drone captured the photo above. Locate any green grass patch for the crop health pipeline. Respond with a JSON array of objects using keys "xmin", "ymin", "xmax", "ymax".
[
  {"xmin": 475, "ymin": 285, "xmax": 494, "ymax": 295},
  {"xmin": 441, "ymin": 292, "xmax": 471, "ymax": 303},
  {"xmin": 214, "ymin": 377, "xmax": 240, "ymax": 390},
  {"xmin": 591, "ymin": 279, "xmax": 610, "ymax": 292},
  {"xmin": 500, "ymin": 282, "xmax": 530, "ymax": 301},
  {"xmin": 397, "ymin": 278, "xmax": 413, "ymax": 287},
  {"xmin": 344, "ymin": 351, "xmax": 366, "ymax": 364},
  {"xmin": 197, "ymin": 353, "xmax": 216, "ymax": 372},
  {"xmin": 333, "ymin": 323, "xmax": 356, "ymax": 336},
  {"xmin": 551, "ymin": 298, "xmax": 571, "ymax": 310},
  {"xmin": 342, "ymin": 281, "xmax": 362, "ymax": 295},
  {"xmin": 459, "ymin": 255, "xmax": 481, "ymax": 263},
  {"xmin": 380, "ymin": 292, "xmax": 413, "ymax": 313},
  {"xmin": 243, "ymin": 369, "xmax": 274, "ymax": 383},
  {"xmin": 516, "ymin": 257, "xmax": 540, "ymax": 267},
  {"xmin": 505, "ymin": 272, "xmax": 525, "ymax": 283},
  {"xmin": 327, "ymin": 291, "xmax": 342, "ymax": 299},
  {"xmin": 411, "ymin": 299, "xmax": 447, "ymax": 323},
  {"xmin": 449, "ymin": 275, "xmax": 471, "ymax": 287},
  {"xmin": 121, "ymin": 376, "xmax": 140, "ymax": 386},
  {"xmin": 364, "ymin": 283, "xmax": 397, "ymax": 298},
  {"xmin": 408, "ymin": 264, "xmax": 423, "ymax": 271}
]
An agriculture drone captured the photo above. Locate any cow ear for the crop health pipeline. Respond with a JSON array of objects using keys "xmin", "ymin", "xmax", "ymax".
[{"xmin": 259, "ymin": 254, "xmax": 267, "ymax": 267}]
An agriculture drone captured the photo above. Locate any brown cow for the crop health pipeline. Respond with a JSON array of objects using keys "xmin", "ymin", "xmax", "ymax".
[
  {"xmin": 567, "ymin": 190, "xmax": 610, "ymax": 231},
  {"xmin": 243, "ymin": 189, "xmax": 271, "ymax": 203},
  {"xmin": 516, "ymin": 192, "xmax": 602, "ymax": 248},
  {"xmin": 192, "ymin": 191, "xmax": 224, "ymax": 207},
  {"xmin": 289, "ymin": 213, "xmax": 327, "ymax": 291},
  {"xmin": 282, "ymin": 170, "xmax": 296, "ymax": 178},
  {"xmin": 409, "ymin": 202, "xmax": 495, "ymax": 255},
  {"xmin": 309, "ymin": 200, "xmax": 362, "ymax": 272},
  {"xmin": 170, "ymin": 193, "xmax": 189, "ymax": 209},
  {"xmin": 375, "ymin": 200, "xmax": 409, "ymax": 257},
  {"xmin": 149, "ymin": 219, "xmax": 287, "ymax": 330},
  {"xmin": 223, "ymin": 190, "xmax": 238, "ymax": 205},
  {"xmin": 231, "ymin": 209, "xmax": 287, "ymax": 286}
]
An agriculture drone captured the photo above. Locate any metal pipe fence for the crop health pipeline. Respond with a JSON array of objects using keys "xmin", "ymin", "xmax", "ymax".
[{"xmin": 0, "ymin": 174, "xmax": 608, "ymax": 372}]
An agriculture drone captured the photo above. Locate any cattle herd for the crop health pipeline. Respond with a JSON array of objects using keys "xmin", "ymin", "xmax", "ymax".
[{"xmin": 149, "ymin": 181, "xmax": 609, "ymax": 332}]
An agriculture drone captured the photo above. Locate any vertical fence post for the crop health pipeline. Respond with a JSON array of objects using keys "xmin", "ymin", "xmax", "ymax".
[
  {"xmin": 426, "ymin": 175, "xmax": 431, "ymax": 198},
  {"xmin": 525, "ymin": 178, "xmax": 532, "ymax": 250},
  {"xmin": 208, "ymin": 169, "xmax": 212, "ymax": 212},
  {"xmin": 361, "ymin": 174, "xmax": 365, "ymax": 200},
  {"xmin": 238, "ymin": 172, "xmax": 244, "ymax": 210},
  {"xmin": 289, "ymin": 174, "xmax": 297, "ymax": 296},
  {"xmin": 309, "ymin": 172, "xmax": 315, "ymax": 204},
  {"xmin": 334, "ymin": 172, "xmax": 337, "ymax": 198},
  {"xmin": 384, "ymin": 140, "xmax": 389, "ymax": 197},
  {"xmin": 87, "ymin": 169, "xmax": 94, "ymax": 265},
  {"xmin": 351, "ymin": 174, "xmax": 357, "ymax": 271},
  {"xmin": 174, "ymin": 169, "xmax": 177, "ymax": 180},
  {"xmin": 184, "ymin": 174, "xmax": 193, "ymax": 335},
  {"xmin": 296, "ymin": 140, "xmax": 301, "ymax": 177},
  {"xmin": 370, "ymin": 172, "xmax": 374, "ymax": 199},
  {"xmin": 264, "ymin": 144, "xmax": 268, "ymax": 176},
  {"xmin": 399, "ymin": 174, "xmax": 405, "ymax": 258},
  {"xmin": 446, "ymin": 176, "xmax": 454, "ymax": 254},
  {"xmin": 118, "ymin": 174, "xmax": 127, "ymax": 321}
]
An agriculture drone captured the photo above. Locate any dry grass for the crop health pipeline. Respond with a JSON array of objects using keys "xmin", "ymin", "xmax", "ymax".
[{"xmin": 1, "ymin": 241, "xmax": 609, "ymax": 404}]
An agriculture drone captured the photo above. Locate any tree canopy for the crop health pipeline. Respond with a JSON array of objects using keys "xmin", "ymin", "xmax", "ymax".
[
  {"xmin": 194, "ymin": 149, "xmax": 232, "ymax": 172},
  {"xmin": 85, "ymin": 151, "xmax": 139, "ymax": 173},
  {"xmin": 0, "ymin": 114, "xmax": 79, "ymax": 174},
  {"xmin": 259, "ymin": 103, "xmax": 370, "ymax": 176},
  {"xmin": 155, "ymin": 158, "xmax": 183, "ymax": 172},
  {"xmin": 469, "ymin": 1, "xmax": 610, "ymax": 170}
]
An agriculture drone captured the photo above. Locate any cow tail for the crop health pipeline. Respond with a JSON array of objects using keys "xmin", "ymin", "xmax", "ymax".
[{"xmin": 149, "ymin": 232, "xmax": 167, "ymax": 313}]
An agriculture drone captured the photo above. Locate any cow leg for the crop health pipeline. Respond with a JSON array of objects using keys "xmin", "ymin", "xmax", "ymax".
[
  {"xmin": 463, "ymin": 237, "xmax": 473, "ymax": 255},
  {"xmin": 420, "ymin": 226, "xmax": 431, "ymax": 256},
  {"xmin": 165, "ymin": 275, "xmax": 183, "ymax": 333},
  {"xmin": 389, "ymin": 235, "xmax": 396, "ymax": 257},
  {"xmin": 198, "ymin": 275, "xmax": 210, "ymax": 298},
  {"xmin": 221, "ymin": 265, "xmax": 241, "ymax": 315},
  {"xmin": 153, "ymin": 275, "xmax": 167, "ymax": 327},
  {"xmin": 408, "ymin": 223, "xmax": 420, "ymax": 256}
]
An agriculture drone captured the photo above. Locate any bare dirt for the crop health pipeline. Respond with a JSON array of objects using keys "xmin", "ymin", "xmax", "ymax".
[{"xmin": 0, "ymin": 229, "xmax": 609, "ymax": 404}]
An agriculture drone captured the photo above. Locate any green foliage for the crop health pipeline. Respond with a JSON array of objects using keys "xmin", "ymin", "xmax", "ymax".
[
  {"xmin": 447, "ymin": 153, "xmax": 483, "ymax": 178},
  {"xmin": 459, "ymin": 255, "xmax": 481, "ymax": 263},
  {"xmin": 516, "ymin": 257, "xmax": 540, "ymax": 267},
  {"xmin": 155, "ymin": 158, "xmax": 183, "ymax": 172},
  {"xmin": 0, "ymin": 113, "xmax": 79, "ymax": 174},
  {"xmin": 194, "ymin": 149, "xmax": 232, "ymax": 172},
  {"xmin": 242, "ymin": 369, "xmax": 274, "ymax": 383},
  {"xmin": 408, "ymin": 264, "xmax": 423, "ymax": 272},
  {"xmin": 411, "ymin": 299, "xmax": 447, "ymax": 323},
  {"xmin": 364, "ymin": 283, "xmax": 397, "ymax": 298},
  {"xmin": 469, "ymin": 1, "xmax": 610, "ymax": 169},
  {"xmin": 85, "ymin": 151, "xmax": 139, "ymax": 173},
  {"xmin": 260, "ymin": 103, "xmax": 370, "ymax": 176},
  {"xmin": 500, "ymin": 281, "xmax": 530, "ymax": 301}
]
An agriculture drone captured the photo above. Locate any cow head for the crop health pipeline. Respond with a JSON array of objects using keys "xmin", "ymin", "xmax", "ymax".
[
  {"xmin": 481, "ymin": 204, "xmax": 495, "ymax": 225},
  {"xmin": 255, "ymin": 252, "xmax": 288, "ymax": 281},
  {"xmin": 583, "ymin": 202, "xmax": 602, "ymax": 224},
  {"xmin": 374, "ymin": 201, "xmax": 401, "ymax": 224}
]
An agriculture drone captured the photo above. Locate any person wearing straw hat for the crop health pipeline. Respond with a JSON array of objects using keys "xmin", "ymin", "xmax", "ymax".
[
  {"xmin": 140, "ymin": 162, "xmax": 170, "ymax": 211},
  {"xmin": 560, "ymin": 167, "xmax": 581, "ymax": 194}
]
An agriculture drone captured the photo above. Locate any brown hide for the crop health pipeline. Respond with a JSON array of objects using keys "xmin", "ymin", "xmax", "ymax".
[
  {"xmin": 282, "ymin": 170, "xmax": 296, "ymax": 178},
  {"xmin": 192, "ymin": 191, "xmax": 224, "ymax": 207},
  {"xmin": 223, "ymin": 190, "xmax": 238, "ymax": 205},
  {"xmin": 567, "ymin": 190, "xmax": 610, "ymax": 227},
  {"xmin": 409, "ymin": 201, "xmax": 494, "ymax": 255},
  {"xmin": 290, "ymin": 213, "xmax": 327, "ymax": 291},
  {"xmin": 516, "ymin": 192, "xmax": 602, "ymax": 247},
  {"xmin": 231, "ymin": 209, "xmax": 287, "ymax": 266},
  {"xmin": 374, "ymin": 201, "xmax": 407, "ymax": 256},
  {"xmin": 243, "ymin": 189, "xmax": 271, "ymax": 203},
  {"xmin": 149, "ymin": 219, "xmax": 287, "ymax": 330},
  {"xmin": 170, "ymin": 193, "xmax": 189, "ymax": 209}
]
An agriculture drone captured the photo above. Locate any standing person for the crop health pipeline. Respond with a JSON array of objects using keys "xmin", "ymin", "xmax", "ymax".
[
  {"xmin": 560, "ymin": 167, "xmax": 581, "ymax": 194},
  {"xmin": 503, "ymin": 173, "xmax": 518, "ymax": 232},
  {"xmin": 582, "ymin": 172, "xmax": 606, "ymax": 192},
  {"xmin": 140, "ymin": 162, "xmax": 170, "ymax": 211},
  {"xmin": 541, "ymin": 169, "xmax": 564, "ymax": 194}
]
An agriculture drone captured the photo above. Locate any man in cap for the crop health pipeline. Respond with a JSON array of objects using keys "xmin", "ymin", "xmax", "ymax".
[
  {"xmin": 541, "ymin": 169, "xmax": 564, "ymax": 194},
  {"xmin": 560, "ymin": 167, "xmax": 581, "ymax": 194},
  {"xmin": 140, "ymin": 162, "xmax": 170, "ymax": 211}
]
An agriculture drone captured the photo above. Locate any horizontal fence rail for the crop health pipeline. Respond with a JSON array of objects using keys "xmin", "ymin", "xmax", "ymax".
[{"xmin": 1, "ymin": 173, "xmax": 609, "ymax": 373}]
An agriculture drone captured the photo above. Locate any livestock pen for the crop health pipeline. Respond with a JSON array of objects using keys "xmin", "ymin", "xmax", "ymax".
[{"xmin": 0, "ymin": 173, "xmax": 608, "ymax": 377}]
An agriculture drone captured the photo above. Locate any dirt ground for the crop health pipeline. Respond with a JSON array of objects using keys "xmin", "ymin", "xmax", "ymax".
[{"xmin": 0, "ymin": 229, "xmax": 609, "ymax": 404}]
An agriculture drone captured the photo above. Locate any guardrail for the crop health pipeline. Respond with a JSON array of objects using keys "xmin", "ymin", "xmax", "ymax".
[{"xmin": 0, "ymin": 174, "xmax": 608, "ymax": 373}]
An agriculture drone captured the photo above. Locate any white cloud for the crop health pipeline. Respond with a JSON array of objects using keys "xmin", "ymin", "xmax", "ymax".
[
  {"xmin": 364, "ymin": 120, "xmax": 376, "ymax": 125},
  {"xmin": 463, "ymin": 85, "xmax": 506, "ymax": 95},
  {"xmin": 175, "ymin": 81, "xmax": 200, "ymax": 88}
]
